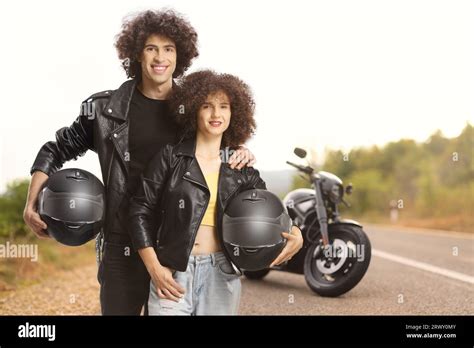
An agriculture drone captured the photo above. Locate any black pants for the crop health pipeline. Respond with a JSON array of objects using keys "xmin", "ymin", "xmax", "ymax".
[{"xmin": 97, "ymin": 236, "xmax": 150, "ymax": 315}]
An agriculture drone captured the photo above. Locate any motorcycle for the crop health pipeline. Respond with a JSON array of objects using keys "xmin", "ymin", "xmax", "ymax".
[{"xmin": 243, "ymin": 147, "xmax": 372, "ymax": 297}]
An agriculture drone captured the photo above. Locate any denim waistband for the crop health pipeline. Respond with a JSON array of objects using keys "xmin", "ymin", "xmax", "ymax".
[{"xmin": 187, "ymin": 251, "xmax": 227, "ymax": 266}]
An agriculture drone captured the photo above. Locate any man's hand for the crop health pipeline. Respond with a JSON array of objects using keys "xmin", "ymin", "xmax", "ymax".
[
  {"xmin": 23, "ymin": 171, "xmax": 50, "ymax": 239},
  {"xmin": 270, "ymin": 225, "xmax": 304, "ymax": 267},
  {"xmin": 228, "ymin": 145, "xmax": 256, "ymax": 170},
  {"xmin": 23, "ymin": 207, "xmax": 49, "ymax": 238},
  {"xmin": 151, "ymin": 265, "xmax": 186, "ymax": 302}
]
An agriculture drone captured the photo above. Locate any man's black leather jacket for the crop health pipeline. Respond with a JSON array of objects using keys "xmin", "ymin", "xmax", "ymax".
[{"xmin": 30, "ymin": 79, "xmax": 166, "ymax": 239}]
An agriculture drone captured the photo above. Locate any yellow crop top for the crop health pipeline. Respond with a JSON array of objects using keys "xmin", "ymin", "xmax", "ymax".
[{"xmin": 201, "ymin": 172, "xmax": 219, "ymax": 227}]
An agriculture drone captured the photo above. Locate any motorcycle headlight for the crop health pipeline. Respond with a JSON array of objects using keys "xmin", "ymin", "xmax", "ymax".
[{"xmin": 329, "ymin": 183, "xmax": 344, "ymax": 203}]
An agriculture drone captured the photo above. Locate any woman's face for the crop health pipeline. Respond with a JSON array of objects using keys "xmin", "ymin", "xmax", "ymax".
[{"xmin": 197, "ymin": 90, "xmax": 231, "ymax": 138}]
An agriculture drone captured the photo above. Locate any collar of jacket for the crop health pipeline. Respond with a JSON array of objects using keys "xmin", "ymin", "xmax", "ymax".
[
  {"xmin": 104, "ymin": 78, "xmax": 178, "ymax": 121},
  {"xmin": 174, "ymin": 136, "xmax": 242, "ymax": 202},
  {"xmin": 104, "ymin": 79, "xmax": 136, "ymax": 121},
  {"xmin": 105, "ymin": 78, "xmax": 177, "ymax": 174},
  {"xmin": 174, "ymin": 135, "xmax": 234, "ymax": 158}
]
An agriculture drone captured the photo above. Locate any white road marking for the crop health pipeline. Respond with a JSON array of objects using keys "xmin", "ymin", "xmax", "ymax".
[
  {"xmin": 372, "ymin": 249, "xmax": 474, "ymax": 285},
  {"xmin": 365, "ymin": 223, "xmax": 474, "ymax": 240}
]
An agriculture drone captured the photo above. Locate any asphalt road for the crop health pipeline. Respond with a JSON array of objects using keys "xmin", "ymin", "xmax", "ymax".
[
  {"xmin": 1, "ymin": 224, "xmax": 472, "ymax": 315},
  {"xmin": 238, "ymin": 223, "xmax": 474, "ymax": 315}
]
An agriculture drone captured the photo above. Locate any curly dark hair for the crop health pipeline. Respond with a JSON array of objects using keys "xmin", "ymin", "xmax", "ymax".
[
  {"xmin": 115, "ymin": 9, "xmax": 199, "ymax": 79},
  {"xmin": 170, "ymin": 70, "xmax": 257, "ymax": 149}
]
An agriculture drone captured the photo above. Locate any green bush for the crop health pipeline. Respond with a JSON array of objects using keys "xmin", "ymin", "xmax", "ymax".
[
  {"xmin": 0, "ymin": 179, "xmax": 31, "ymax": 239},
  {"xmin": 292, "ymin": 123, "xmax": 473, "ymax": 229}
]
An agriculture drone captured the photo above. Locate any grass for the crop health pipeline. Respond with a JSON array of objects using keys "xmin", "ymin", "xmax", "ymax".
[{"xmin": 0, "ymin": 235, "xmax": 96, "ymax": 291}]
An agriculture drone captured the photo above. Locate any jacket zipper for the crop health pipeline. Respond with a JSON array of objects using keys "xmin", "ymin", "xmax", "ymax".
[
  {"xmin": 182, "ymin": 164, "xmax": 243, "ymax": 265},
  {"xmin": 182, "ymin": 176, "xmax": 210, "ymax": 260},
  {"xmin": 106, "ymin": 151, "xmax": 115, "ymax": 187},
  {"xmin": 216, "ymin": 166, "xmax": 243, "ymax": 271}
]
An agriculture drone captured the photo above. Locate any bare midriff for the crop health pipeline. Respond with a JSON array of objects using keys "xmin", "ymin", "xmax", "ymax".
[{"xmin": 191, "ymin": 224, "xmax": 221, "ymax": 255}]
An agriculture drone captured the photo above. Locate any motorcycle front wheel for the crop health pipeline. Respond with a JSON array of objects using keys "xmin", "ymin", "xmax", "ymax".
[{"xmin": 304, "ymin": 225, "xmax": 371, "ymax": 297}]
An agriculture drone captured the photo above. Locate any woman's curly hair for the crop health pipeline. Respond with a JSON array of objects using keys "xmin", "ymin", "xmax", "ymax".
[
  {"xmin": 170, "ymin": 70, "xmax": 256, "ymax": 149},
  {"xmin": 115, "ymin": 9, "xmax": 199, "ymax": 79}
]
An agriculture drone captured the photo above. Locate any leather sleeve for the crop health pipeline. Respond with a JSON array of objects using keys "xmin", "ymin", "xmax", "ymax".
[
  {"xmin": 30, "ymin": 101, "xmax": 96, "ymax": 176},
  {"xmin": 128, "ymin": 144, "xmax": 173, "ymax": 251}
]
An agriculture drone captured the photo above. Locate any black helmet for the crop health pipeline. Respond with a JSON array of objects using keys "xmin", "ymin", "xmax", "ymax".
[
  {"xmin": 37, "ymin": 168, "xmax": 105, "ymax": 246},
  {"xmin": 222, "ymin": 189, "xmax": 292, "ymax": 271}
]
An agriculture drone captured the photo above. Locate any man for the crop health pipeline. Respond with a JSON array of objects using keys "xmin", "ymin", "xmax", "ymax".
[{"xmin": 23, "ymin": 9, "xmax": 257, "ymax": 315}]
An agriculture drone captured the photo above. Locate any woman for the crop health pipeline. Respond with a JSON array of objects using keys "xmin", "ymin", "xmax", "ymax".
[{"xmin": 128, "ymin": 70, "xmax": 303, "ymax": 315}]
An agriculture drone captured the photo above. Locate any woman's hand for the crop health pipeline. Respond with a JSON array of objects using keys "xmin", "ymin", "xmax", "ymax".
[
  {"xmin": 150, "ymin": 265, "xmax": 186, "ymax": 302},
  {"xmin": 269, "ymin": 225, "xmax": 304, "ymax": 267},
  {"xmin": 138, "ymin": 247, "xmax": 185, "ymax": 302},
  {"xmin": 229, "ymin": 145, "xmax": 256, "ymax": 170}
]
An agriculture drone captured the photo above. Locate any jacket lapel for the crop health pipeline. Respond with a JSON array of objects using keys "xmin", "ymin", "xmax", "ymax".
[
  {"xmin": 104, "ymin": 79, "xmax": 136, "ymax": 122},
  {"xmin": 175, "ymin": 136, "xmax": 243, "ymax": 201},
  {"xmin": 176, "ymin": 138, "xmax": 208, "ymax": 190},
  {"xmin": 218, "ymin": 163, "xmax": 241, "ymax": 207},
  {"xmin": 104, "ymin": 79, "xmax": 137, "ymax": 174}
]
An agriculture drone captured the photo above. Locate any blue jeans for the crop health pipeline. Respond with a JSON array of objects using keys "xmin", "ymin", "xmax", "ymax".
[{"xmin": 148, "ymin": 252, "xmax": 241, "ymax": 315}]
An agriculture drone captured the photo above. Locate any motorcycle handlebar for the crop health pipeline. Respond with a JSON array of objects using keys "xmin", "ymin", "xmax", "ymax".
[{"xmin": 286, "ymin": 161, "xmax": 313, "ymax": 174}]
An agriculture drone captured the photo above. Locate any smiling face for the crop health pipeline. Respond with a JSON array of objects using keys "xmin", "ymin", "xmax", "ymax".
[
  {"xmin": 139, "ymin": 34, "xmax": 177, "ymax": 86},
  {"xmin": 197, "ymin": 91, "xmax": 232, "ymax": 138}
]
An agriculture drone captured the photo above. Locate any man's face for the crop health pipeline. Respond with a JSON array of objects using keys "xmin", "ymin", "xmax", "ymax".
[
  {"xmin": 139, "ymin": 34, "xmax": 177, "ymax": 86},
  {"xmin": 197, "ymin": 91, "xmax": 232, "ymax": 138}
]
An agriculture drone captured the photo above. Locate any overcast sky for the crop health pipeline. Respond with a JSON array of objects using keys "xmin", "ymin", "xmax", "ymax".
[{"xmin": 0, "ymin": 0, "xmax": 472, "ymax": 191}]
